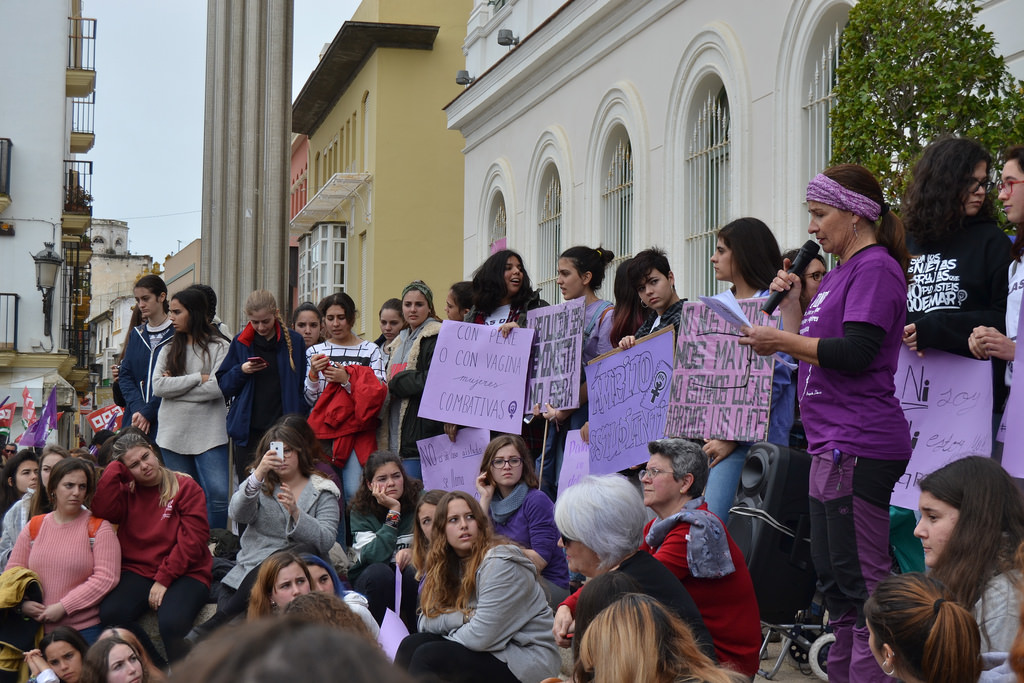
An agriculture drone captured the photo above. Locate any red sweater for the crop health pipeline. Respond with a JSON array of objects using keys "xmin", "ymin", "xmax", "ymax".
[
  {"xmin": 639, "ymin": 506, "xmax": 762, "ymax": 678},
  {"xmin": 92, "ymin": 461, "xmax": 212, "ymax": 587}
]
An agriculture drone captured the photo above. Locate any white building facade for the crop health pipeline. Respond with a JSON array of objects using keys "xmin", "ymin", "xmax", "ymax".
[
  {"xmin": 447, "ymin": 0, "xmax": 1024, "ymax": 303},
  {"xmin": 0, "ymin": 0, "xmax": 98, "ymax": 443}
]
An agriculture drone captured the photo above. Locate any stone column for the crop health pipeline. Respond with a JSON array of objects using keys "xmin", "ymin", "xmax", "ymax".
[{"xmin": 201, "ymin": 0, "xmax": 293, "ymax": 330}]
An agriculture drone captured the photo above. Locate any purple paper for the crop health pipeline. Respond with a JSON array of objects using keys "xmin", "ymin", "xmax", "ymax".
[
  {"xmin": 556, "ymin": 430, "xmax": 590, "ymax": 494},
  {"xmin": 584, "ymin": 327, "xmax": 674, "ymax": 475},
  {"xmin": 377, "ymin": 566, "xmax": 410, "ymax": 660},
  {"xmin": 417, "ymin": 427, "xmax": 490, "ymax": 495},
  {"xmin": 890, "ymin": 347, "xmax": 993, "ymax": 507},
  {"xmin": 419, "ymin": 322, "xmax": 535, "ymax": 432},
  {"xmin": 1000, "ymin": 292, "xmax": 1024, "ymax": 476},
  {"xmin": 665, "ymin": 299, "xmax": 778, "ymax": 442},
  {"xmin": 525, "ymin": 296, "xmax": 585, "ymax": 411}
]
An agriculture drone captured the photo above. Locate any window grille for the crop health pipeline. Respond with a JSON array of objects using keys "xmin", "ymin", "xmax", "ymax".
[
  {"xmin": 601, "ymin": 138, "xmax": 633, "ymax": 271},
  {"xmin": 685, "ymin": 89, "xmax": 730, "ymax": 299},
  {"xmin": 536, "ymin": 173, "xmax": 562, "ymax": 304}
]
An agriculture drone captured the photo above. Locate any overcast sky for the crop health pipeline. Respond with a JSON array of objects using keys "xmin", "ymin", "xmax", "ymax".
[{"xmin": 89, "ymin": 0, "xmax": 361, "ymax": 264}]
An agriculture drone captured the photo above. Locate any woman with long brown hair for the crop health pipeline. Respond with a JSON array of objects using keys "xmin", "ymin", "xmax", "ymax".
[
  {"xmin": 151, "ymin": 286, "xmax": 231, "ymax": 528},
  {"xmin": 396, "ymin": 490, "xmax": 559, "ymax": 683},
  {"xmin": 246, "ymin": 550, "xmax": 312, "ymax": 620}
]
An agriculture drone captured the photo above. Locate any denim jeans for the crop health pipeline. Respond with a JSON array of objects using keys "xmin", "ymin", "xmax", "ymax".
[
  {"xmin": 401, "ymin": 458, "xmax": 422, "ymax": 482},
  {"xmin": 703, "ymin": 442, "xmax": 749, "ymax": 523},
  {"xmin": 162, "ymin": 444, "xmax": 230, "ymax": 529}
]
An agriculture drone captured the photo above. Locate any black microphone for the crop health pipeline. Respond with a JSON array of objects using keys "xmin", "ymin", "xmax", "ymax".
[{"xmin": 761, "ymin": 239, "xmax": 821, "ymax": 315}]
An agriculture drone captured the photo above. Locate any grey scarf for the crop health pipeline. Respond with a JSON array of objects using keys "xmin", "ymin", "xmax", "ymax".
[
  {"xmin": 644, "ymin": 496, "xmax": 735, "ymax": 578},
  {"xmin": 490, "ymin": 482, "xmax": 529, "ymax": 524}
]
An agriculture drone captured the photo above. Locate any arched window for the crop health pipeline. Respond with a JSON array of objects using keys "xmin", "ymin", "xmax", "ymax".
[
  {"xmin": 489, "ymin": 192, "xmax": 507, "ymax": 254},
  {"xmin": 536, "ymin": 167, "xmax": 562, "ymax": 304},
  {"xmin": 804, "ymin": 23, "xmax": 842, "ymax": 187},
  {"xmin": 601, "ymin": 130, "xmax": 633, "ymax": 269},
  {"xmin": 685, "ymin": 86, "xmax": 730, "ymax": 298}
]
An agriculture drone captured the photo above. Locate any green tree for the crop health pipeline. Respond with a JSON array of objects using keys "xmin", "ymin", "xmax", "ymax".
[{"xmin": 830, "ymin": 0, "xmax": 1024, "ymax": 206}]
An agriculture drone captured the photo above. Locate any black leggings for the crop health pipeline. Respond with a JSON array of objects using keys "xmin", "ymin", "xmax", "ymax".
[
  {"xmin": 353, "ymin": 562, "xmax": 419, "ymax": 632},
  {"xmin": 99, "ymin": 570, "xmax": 209, "ymax": 664},
  {"xmin": 396, "ymin": 633, "xmax": 519, "ymax": 683}
]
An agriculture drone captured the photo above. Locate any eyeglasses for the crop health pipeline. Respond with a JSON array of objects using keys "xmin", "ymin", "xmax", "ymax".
[
  {"xmin": 966, "ymin": 178, "xmax": 995, "ymax": 194},
  {"xmin": 998, "ymin": 179, "xmax": 1024, "ymax": 196},
  {"xmin": 2, "ymin": 449, "xmax": 15, "ymax": 455},
  {"xmin": 805, "ymin": 271, "xmax": 826, "ymax": 282},
  {"xmin": 639, "ymin": 467, "xmax": 672, "ymax": 481},
  {"xmin": 560, "ymin": 533, "xmax": 576, "ymax": 546},
  {"xmin": 491, "ymin": 457, "xmax": 523, "ymax": 469}
]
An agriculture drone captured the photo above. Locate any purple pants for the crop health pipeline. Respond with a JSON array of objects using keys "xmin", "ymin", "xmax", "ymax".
[{"xmin": 809, "ymin": 451, "xmax": 907, "ymax": 683}]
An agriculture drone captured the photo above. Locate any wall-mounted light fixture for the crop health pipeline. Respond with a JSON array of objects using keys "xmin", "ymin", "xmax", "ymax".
[
  {"xmin": 455, "ymin": 70, "xmax": 475, "ymax": 86},
  {"xmin": 497, "ymin": 29, "xmax": 519, "ymax": 46},
  {"xmin": 32, "ymin": 242, "xmax": 62, "ymax": 338}
]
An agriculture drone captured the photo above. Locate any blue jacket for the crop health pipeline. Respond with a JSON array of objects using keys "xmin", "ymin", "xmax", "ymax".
[
  {"xmin": 118, "ymin": 324, "xmax": 174, "ymax": 440},
  {"xmin": 217, "ymin": 322, "xmax": 307, "ymax": 445}
]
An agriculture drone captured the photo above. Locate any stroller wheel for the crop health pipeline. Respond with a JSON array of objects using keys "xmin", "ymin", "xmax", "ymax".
[{"xmin": 809, "ymin": 632, "xmax": 834, "ymax": 681}]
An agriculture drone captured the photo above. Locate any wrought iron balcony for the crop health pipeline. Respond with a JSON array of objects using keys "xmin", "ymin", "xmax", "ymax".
[
  {"xmin": 0, "ymin": 293, "xmax": 18, "ymax": 352},
  {"xmin": 70, "ymin": 93, "xmax": 95, "ymax": 153},
  {"xmin": 66, "ymin": 17, "xmax": 97, "ymax": 98}
]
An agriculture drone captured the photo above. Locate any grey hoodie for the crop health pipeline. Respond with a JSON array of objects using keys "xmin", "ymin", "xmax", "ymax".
[{"xmin": 418, "ymin": 544, "xmax": 559, "ymax": 683}]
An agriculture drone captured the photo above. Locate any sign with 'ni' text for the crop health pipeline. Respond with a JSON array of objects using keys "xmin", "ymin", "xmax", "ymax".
[
  {"xmin": 584, "ymin": 327, "xmax": 674, "ymax": 475},
  {"xmin": 417, "ymin": 427, "xmax": 490, "ymax": 496},
  {"xmin": 525, "ymin": 296, "xmax": 585, "ymax": 411},
  {"xmin": 419, "ymin": 321, "xmax": 535, "ymax": 433},
  {"xmin": 891, "ymin": 347, "xmax": 992, "ymax": 508},
  {"xmin": 665, "ymin": 298, "xmax": 779, "ymax": 442}
]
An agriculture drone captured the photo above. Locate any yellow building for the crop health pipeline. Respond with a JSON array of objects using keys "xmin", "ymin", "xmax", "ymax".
[{"xmin": 290, "ymin": 0, "xmax": 470, "ymax": 338}]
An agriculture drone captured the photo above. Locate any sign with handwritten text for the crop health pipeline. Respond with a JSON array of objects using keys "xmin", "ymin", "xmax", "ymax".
[
  {"xmin": 525, "ymin": 297, "xmax": 585, "ymax": 410},
  {"xmin": 584, "ymin": 327, "xmax": 674, "ymax": 475},
  {"xmin": 557, "ymin": 430, "xmax": 590, "ymax": 494},
  {"xmin": 420, "ymin": 321, "xmax": 535, "ymax": 432},
  {"xmin": 891, "ymin": 347, "xmax": 993, "ymax": 507},
  {"xmin": 665, "ymin": 299, "xmax": 779, "ymax": 442},
  {"xmin": 417, "ymin": 427, "xmax": 491, "ymax": 495}
]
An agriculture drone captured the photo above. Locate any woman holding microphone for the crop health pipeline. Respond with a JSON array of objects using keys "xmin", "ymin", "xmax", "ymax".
[{"xmin": 740, "ymin": 164, "xmax": 911, "ymax": 683}]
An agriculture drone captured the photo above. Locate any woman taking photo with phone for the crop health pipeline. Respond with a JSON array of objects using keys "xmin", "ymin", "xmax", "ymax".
[
  {"xmin": 305, "ymin": 293, "xmax": 387, "ymax": 502},
  {"xmin": 151, "ymin": 287, "xmax": 231, "ymax": 528},
  {"xmin": 191, "ymin": 417, "xmax": 339, "ymax": 637},
  {"xmin": 93, "ymin": 432, "xmax": 212, "ymax": 664},
  {"xmin": 218, "ymin": 289, "xmax": 307, "ymax": 486}
]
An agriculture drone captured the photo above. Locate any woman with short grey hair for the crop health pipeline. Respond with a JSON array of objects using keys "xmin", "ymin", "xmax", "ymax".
[
  {"xmin": 640, "ymin": 438, "xmax": 762, "ymax": 678},
  {"xmin": 551, "ymin": 474, "xmax": 714, "ymax": 659}
]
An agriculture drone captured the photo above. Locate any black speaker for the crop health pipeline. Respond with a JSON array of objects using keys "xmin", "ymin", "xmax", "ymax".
[{"xmin": 727, "ymin": 442, "xmax": 817, "ymax": 623}]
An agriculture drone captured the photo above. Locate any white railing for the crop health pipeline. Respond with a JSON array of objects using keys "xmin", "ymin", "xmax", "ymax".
[
  {"xmin": 602, "ymin": 138, "xmax": 633, "ymax": 271},
  {"xmin": 536, "ymin": 174, "xmax": 562, "ymax": 304}
]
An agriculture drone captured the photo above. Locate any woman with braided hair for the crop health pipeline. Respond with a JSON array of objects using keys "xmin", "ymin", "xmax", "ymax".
[{"xmin": 217, "ymin": 289, "xmax": 308, "ymax": 485}]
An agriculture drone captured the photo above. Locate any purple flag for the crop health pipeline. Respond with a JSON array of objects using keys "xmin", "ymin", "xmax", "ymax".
[{"xmin": 19, "ymin": 387, "xmax": 57, "ymax": 448}]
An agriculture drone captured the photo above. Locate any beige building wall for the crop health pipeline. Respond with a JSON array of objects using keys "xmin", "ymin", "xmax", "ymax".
[
  {"xmin": 163, "ymin": 238, "xmax": 202, "ymax": 299},
  {"xmin": 297, "ymin": 0, "xmax": 470, "ymax": 337}
]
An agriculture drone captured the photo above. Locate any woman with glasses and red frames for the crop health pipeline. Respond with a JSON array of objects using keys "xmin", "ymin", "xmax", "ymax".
[
  {"xmin": 969, "ymin": 145, "xmax": 1024, "ymax": 406},
  {"xmin": 475, "ymin": 434, "xmax": 568, "ymax": 606},
  {"xmin": 901, "ymin": 138, "xmax": 1011, "ymax": 402}
]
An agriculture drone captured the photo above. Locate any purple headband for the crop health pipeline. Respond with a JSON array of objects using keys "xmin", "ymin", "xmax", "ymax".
[{"xmin": 806, "ymin": 174, "xmax": 882, "ymax": 222}]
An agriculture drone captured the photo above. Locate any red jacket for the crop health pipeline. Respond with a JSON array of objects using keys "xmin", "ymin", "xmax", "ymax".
[
  {"xmin": 307, "ymin": 364, "xmax": 388, "ymax": 467},
  {"xmin": 92, "ymin": 460, "xmax": 212, "ymax": 588},
  {"xmin": 639, "ymin": 505, "xmax": 762, "ymax": 678}
]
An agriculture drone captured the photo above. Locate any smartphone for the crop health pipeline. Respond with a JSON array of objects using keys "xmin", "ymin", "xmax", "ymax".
[
  {"xmin": 247, "ymin": 356, "xmax": 266, "ymax": 365},
  {"xmin": 269, "ymin": 441, "xmax": 284, "ymax": 463}
]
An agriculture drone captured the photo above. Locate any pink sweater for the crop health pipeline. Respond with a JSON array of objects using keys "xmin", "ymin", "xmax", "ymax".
[{"xmin": 8, "ymin": 511, "xmax": 120, "ymax": 633}]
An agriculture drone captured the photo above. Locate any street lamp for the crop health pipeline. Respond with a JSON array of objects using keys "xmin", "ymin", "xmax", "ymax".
[{"xmin": 32, "ymin": 242, "xmax": 62, "ymax": 338}]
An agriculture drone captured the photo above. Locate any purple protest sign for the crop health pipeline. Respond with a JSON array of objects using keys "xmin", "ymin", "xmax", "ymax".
[
  {"xmin": 584, "ymin": 327, "xmax": 674, "ymax": 475},
  {"xmin": 525, "ymin": 296, "xmax": 585, "ymax": 411},
  {"xmin": 417, "ymin": 427, "xmax": 490, "ymax": 495},
  {"xmin": 419, "ymin": 321, "xmax": 535, "ymax": 432},
  {"xmin": 890, "ymin": 347, "xmax": 993, "ymax": 507},
  {"xmin": 665, "ymin": 299, "xmax": 778, "ymax": 441},
  {"xmin": 1000, "ymin": 302, "xmax": 1024, "ymax": 476},
  {"xmin": 556, "ymin": 430, "xmax": 590, "ymax": 494}
]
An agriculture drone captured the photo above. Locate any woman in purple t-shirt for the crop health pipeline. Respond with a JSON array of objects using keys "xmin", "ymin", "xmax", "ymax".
[{"xmin": 739, "ymin": 164, "xmax": 912, "ymax": 683}]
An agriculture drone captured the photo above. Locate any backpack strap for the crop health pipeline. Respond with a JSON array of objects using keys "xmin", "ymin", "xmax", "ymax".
[
  {"xmin": 584, "ymin": 301, "xmax": 614, "ymax": 342},
  {"xmin": 29, "ymin": 513, "xmax": 104, "ymax": 549}
]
